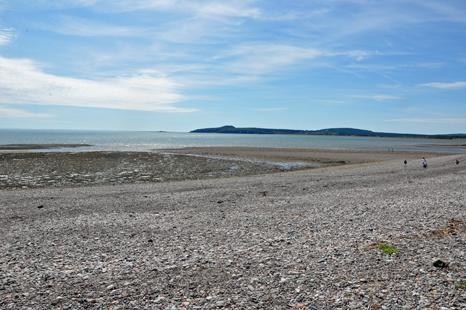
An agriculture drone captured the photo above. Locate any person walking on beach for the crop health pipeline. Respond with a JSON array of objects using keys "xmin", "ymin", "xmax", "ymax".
[
  {"xmin": 404, "ymin": 160, "xmax": 407, "ymax": 167},
  {"xmin": 422, "ymin": 157, "xmax": 427, "ymax": 168},
  {"xmin": 456, "ymin": 159, "xmax": 459, "ymax": 165}
]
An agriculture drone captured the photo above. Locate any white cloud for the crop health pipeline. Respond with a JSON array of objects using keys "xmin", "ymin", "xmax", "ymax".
[
  {"xmin": 195, "ymin": 2, "xmax": 260, "ymax": 19},
  {"xmin": 0, "ymin": 56, "xmax": 195, "ymax": 112},
  {"xmin": 215, "ymin": 44, "xmax": 326, "ymax": 75},
  {"xmin": 417, "ymin": 0, "xmax": 466, "ymax": 23},
  {"xmin": 348, "ymin": 63, "xmax": 406, "ymax": 85},
  {"xmin": 349, "ymin": 95, "xmax": 403, "ymax": 101},
  {"xmin": 419, "ymin": 81, "xmax": 466, "ymax": 89},
  {"xmin": 344, "ymin": 50, "xmax": 371, "ymax": 61},
  {"xmin": 31, "ymin": 2, "xmax": 259, "ymax": 43},
  {"xmin": 0, "ymin": 105, "xmax": 53, "ymax": 118},
  {"xmin": 385, "ymin": 118, "xmax": 466, "ymax": 123},
  {"xmin": 63, "ymin": 0, "xmax": 261, "ymax": 18},
  {"xmin": 44, "ymin": 16, "xmax": 147, "ymax": 37},
  {"xmin": 0, "ymin": 27, "xmax": 15, "ymax": 45},
  {"xmin": 415, "ymin": 62, "xmax": 444, "ymax": 69}
]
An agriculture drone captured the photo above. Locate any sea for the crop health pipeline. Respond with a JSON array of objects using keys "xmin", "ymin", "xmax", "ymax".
[{"xmin": 0, "ymin": 129, "xmax": 465, "ymax": 153}]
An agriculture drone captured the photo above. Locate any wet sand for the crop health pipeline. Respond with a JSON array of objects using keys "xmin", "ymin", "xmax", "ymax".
[
  {"xmin": 0, "ymin": 144, "xmax": 92, "ymax": 150},
  {"xmin": 0, "ymin": 147, "xmax": 455, "ymax": 190}
]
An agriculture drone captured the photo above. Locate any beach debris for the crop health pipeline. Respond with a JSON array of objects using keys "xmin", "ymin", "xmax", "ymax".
[
  {"xmin": 432, "ymin": 258, "xmax": 449, "ymax": 268},
  {"xmin": 37, "ymin": 205, "xmax": 44, "ymax": 209}
]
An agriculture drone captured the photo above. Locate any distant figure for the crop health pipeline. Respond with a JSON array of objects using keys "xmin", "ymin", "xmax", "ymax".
[
  {"xmin": 456, "ymin": 159, "xmax": 459, "ymax": 165},
  {"xmin": 404, "ymin": 160, "xmax": 407, "ymax": 167},
  {"xmin": 422, "ymin": 157, "xmax": 427, "ymax": 168}
]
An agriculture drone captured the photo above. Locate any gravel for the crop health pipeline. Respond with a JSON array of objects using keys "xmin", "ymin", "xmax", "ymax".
[{"xmin": 1, "ymin": 151, "xmax": 465, "ymax": 309}]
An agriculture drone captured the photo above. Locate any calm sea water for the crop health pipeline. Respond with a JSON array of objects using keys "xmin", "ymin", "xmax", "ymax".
[{"xmin": 0, "ymin": 129, "xmax": 465, "ymax": 153}]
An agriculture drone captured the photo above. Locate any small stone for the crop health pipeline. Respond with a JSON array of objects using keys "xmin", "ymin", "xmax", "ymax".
[
  {"xmin": 37, "ymin": 205, "xmax": 44, "ymax": 209},
  {"xmin": 296, "ymin": 303, "xmax": 305, "ymax": 308},
  {"xmin": 182, "ymin": 301, "xmax": 190, "ymax": 307},
  {"xmin": 154, "ymin": 297, "xmax": 165, "ymax": 303}
]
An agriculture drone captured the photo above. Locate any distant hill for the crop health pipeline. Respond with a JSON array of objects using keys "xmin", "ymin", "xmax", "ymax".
[{"xmin": 191, "ymin": 126, "xmax": 466, "ymax": 139}]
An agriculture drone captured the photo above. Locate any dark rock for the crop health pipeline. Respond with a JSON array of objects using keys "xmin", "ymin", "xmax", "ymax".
[{"xmin": 432, "ymin": 259, "xmax": 449, "ymax": 268}]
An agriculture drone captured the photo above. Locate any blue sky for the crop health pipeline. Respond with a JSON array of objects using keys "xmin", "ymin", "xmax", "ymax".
[{"xmin": 0, "ymin": 0, "xmax": 465, "ymax": 134}]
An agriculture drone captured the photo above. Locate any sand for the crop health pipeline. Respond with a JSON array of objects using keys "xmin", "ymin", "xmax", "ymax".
[{"xmin": 1, "ymin": 148, "xmax": 466, "ymax": 309}]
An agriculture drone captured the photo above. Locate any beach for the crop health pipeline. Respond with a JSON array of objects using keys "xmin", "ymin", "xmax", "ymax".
[
  {"xmin": 0, "ymin": 147, "xmax": 455, "ymax": 190},
  {"xmin": 1, "ymin": 148, "xmax": 466, "ymax": 309}
]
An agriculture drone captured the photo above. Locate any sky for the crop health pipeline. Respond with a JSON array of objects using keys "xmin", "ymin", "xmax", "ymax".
[{"xmin": 0, "ymin": 0, "xmax": 465, "ymax": 134}]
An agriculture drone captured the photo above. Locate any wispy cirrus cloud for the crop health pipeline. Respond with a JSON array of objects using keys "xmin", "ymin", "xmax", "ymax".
[
  {"xmin": 349, "ymin": 95, "xmax": 403, "ymax": 101},
  {"xmin": 348, "ymin": 63, "xmax": 406, "ymax": 85},
  {"xmin": 0, "ymin": 27, "xmax": 15, "ymax": 45},
  {"xmin": 0, "ymin": 105, "xmax": 53, "ymax": 118},
  {"xmin": 417, "ymin": 0, "xmax": 466, "ymax": 23},
  {"xmin": 0, "ymin": 56, "xmax": 194, "ymax": 112},
  {"xmin": 41, "ymin": 15, "xmax": 147, "ymax": 37},
  {"xmin": 386, "ymin": 118, "xmax": 466, "ymax": 123},
  {"xmin": 419, "ymin": 81, "xmax": 466, "ymax": 89},
  {"xmin": 215, "ymin": 44, "xmax": 326, "ymax": 75},
  {"xmin": 34, "ymin": 2, "xmax": 259, "ymax": 43},
  {"xmin": 64, "ymin": 0, "xmax": 261, "ymax": 18},
  {"xmin": 195, "ymin": 1, "xmax": 260, "ymax": 19}
]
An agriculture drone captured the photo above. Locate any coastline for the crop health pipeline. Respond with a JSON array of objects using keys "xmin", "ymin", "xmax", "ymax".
[
  {"xmin": 1, "ymin": 150, "xmax": 465, "ymax": 309},
  {"xmin": 0, "ymin": 144, "xmax": 92, "ymax": 150},
  {"xmin": 157, "ymin": 146, "xmax": 456, "ymax": 165},
  {"xmin": 0, "ymin": 147, "xmax": 457, "ymax": 190}
]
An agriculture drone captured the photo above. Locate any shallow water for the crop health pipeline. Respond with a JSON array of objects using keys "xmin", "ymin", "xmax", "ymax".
[{"xmin": 0, "ymin": 129, "xmax": 465, "ymax": 153}]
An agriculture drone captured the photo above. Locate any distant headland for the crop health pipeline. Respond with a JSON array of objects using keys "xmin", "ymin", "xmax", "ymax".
[{"xmin": 191, "ymin": 125, "xmax": 466, "ymax": 140}]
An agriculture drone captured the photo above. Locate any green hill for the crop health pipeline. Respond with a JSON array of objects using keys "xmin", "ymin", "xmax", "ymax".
[{"xmin": 190, "ymin": 126, "xmax": 466, "ymax": 139}]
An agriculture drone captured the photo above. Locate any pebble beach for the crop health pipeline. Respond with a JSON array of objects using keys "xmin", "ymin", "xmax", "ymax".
[{"xmin": 1, "ymin": 147, "xmax": 466, "ymax": 309}]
